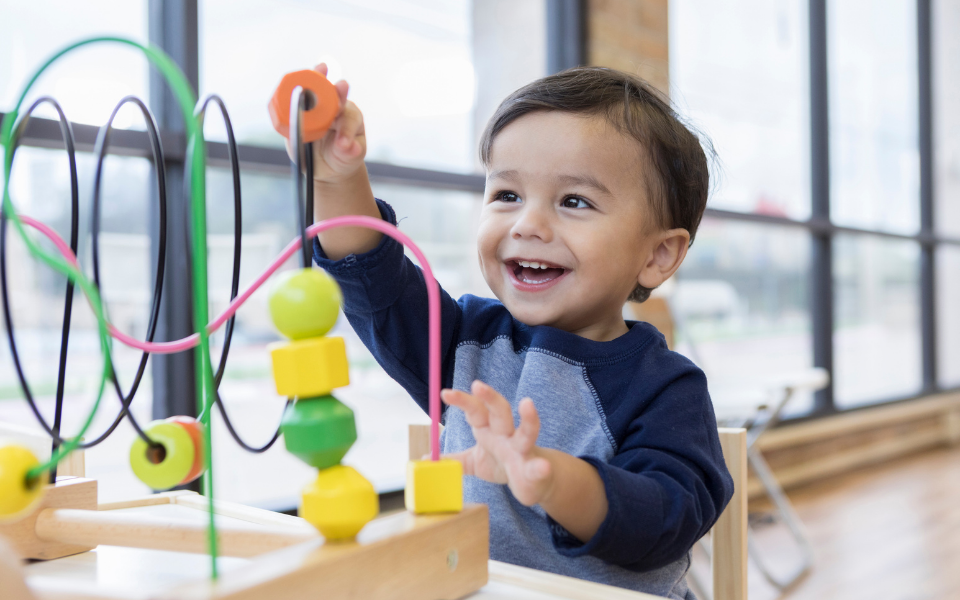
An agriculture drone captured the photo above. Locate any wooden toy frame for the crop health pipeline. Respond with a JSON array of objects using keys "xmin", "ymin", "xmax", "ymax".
[{"xmin": 0, "ymin": 476, "xmax": 489, "ymax": 600}]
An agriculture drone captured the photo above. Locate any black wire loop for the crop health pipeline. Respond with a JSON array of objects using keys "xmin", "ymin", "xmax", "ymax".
[
  {"xmin": 290, "ymin": 86, "xmax": 314, "ymax": 269},
  {"xmin": 0, "ymin": 97, "xmax": 79, "ymax": 479},
  {"xmin": 3, "ymin": 92, "xmax": 304, "ymax": 461},
  {"xmin": 192, "ymin": 94, "xmax": 285, "ymax": 452},
  {"xmin": 88, "ymin": 95, "xmax": 168, "ymax": 450}
]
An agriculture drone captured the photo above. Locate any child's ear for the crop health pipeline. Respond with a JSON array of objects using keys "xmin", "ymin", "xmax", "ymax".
[{"xmin": 637, "ymin": 228, "xmax": 691, "ymax": 290}]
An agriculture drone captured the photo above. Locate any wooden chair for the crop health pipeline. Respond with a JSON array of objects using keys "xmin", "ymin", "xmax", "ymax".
[{"xmin": 409, "ymin": 425, "xmax": 747, "ymax": 600}]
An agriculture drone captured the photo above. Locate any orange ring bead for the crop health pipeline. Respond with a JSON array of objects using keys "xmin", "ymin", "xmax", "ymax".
[
  {"xmin": 167, "ymin": 416, "xmax": 205, "ymax": 485},
  {"xmin": 268, "ymin": 69, "xmax": 341, "ymax": 143}
]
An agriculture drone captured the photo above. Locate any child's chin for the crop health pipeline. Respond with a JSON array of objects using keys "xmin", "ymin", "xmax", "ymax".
[{"xmin": 502, "ymin": 301, "xmax": 559, "ymax": 328}]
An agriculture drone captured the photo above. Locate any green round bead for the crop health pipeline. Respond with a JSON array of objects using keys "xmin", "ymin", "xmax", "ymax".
[
  {"xmin": 281, "ymin": 395, "xmax": 357, "ymax": 469},
  {"xmin": 268, "ymin": 268, "xmax": 342, "ymax": 340},
  {"xmin": 129, "ymin": 421, "xmax": 195, "ymax": 491}
]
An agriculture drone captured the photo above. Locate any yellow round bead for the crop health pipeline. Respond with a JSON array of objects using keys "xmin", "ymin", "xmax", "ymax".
[
  {"xmin": 268, "ymin": 268, "xmax": 342, "ymax": 340},
  {"xmin": 0, "ymin": 445, "xmax": 44, "ymax": 520},
  {"xmin": 300, "ymin": 465, "xmax": 378, "ymax": 541}
]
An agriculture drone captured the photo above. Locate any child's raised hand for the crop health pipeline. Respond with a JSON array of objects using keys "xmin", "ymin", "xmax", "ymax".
[
  {"xmin": 441, "ymin": 380, "xmax": 554, "ymax": 507},
  {"xmin": 285, "ymin": 63, "xmax": 366, "ymax": 184}
]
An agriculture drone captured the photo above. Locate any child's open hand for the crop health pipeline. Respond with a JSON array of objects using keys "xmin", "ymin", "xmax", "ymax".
[
  {"xmin": 441, "ymin": 381, "xmax": 554, "ymax": 507},
  {"xmin": 285, "ymin": 63, "xmax": 366, "ymax": 184}
]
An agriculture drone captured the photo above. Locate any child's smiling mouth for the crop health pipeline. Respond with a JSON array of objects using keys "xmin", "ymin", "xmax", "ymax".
[{"xmin": 505, "ymin": 258, "xmax": 569, "ymax": 291}]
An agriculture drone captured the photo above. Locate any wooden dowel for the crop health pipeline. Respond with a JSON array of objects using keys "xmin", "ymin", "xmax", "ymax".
[
  {"xmin": 34, "ymin": 508, "xmax": 317, "ymax": 558},
  {"xmin": 97, "ymin": 490, "xmax": 192, "ymax": 511},
  {"xmin": 173, "ymin": 493, "xmax": 315, "ymax": 531}
]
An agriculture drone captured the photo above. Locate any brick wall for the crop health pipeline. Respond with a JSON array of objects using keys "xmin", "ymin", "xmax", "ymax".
[{"xmin": 586, "ymin": 0, "xmax": 670, "ymax": 96}]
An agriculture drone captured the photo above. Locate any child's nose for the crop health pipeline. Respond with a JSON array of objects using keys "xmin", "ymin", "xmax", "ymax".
[{"xmin": 510, "ymin": 204, "xmax": 553, "ymax": 243}]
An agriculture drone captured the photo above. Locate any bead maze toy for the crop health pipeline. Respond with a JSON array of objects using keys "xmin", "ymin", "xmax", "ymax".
[{"xmin": 0, "ymin": 37, "xmax": 486, "ymax": 599}]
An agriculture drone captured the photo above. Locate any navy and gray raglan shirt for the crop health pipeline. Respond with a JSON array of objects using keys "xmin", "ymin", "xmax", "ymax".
[{"xmin": 314, "ymin": 200, "xmax": 734, "ymax": 599}]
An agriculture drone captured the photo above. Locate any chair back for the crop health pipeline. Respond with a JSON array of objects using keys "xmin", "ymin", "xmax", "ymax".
[
  {"xmin": 713, "ymin": 428, "xmax": 748, "ymax": 600},
  {"xmin": 628, "ymin": 297, "xmax": 674, "ymax": 350}
]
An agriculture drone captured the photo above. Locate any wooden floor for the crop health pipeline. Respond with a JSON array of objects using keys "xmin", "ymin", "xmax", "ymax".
[{"xmin": 691, "ymin": 445, "xmax": 960, "ymax": 600}]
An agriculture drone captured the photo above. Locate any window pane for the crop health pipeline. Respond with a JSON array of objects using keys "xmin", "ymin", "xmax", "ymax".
[
  {"xmin": 204, "ymin": 169, "xmax": 485, "ymax": 505},
  {"xmin": 828, "ymin": 0, "xmax": 920, "ymax": 234},
  {"xmin": 833, "ymin": 235, "xmax": 921, "ymax": 407},
  {"xmin": 199, "ymin": 0, "xmax": 545, "ymax": 173},
  {"xmin": 0, "ymin": 0, "xmax": 148, "ymax": 127},
  {"xmin": 0, "ymin": 146, "xmax": 155, "ymax": 502},
  {"xmin": 936, "ymin": 245, "xmax": 960, "ymax": 388},
  {"xmin": 933, "ymin": 0, "xmax": 960, "ymax": 237},
  {"xmin": 671, "ymin": 219, "xmax": 813, "ymax": 417},
  {"xmin": 669, "ymin": 0, "xmax": 811, "ymax": 219}
]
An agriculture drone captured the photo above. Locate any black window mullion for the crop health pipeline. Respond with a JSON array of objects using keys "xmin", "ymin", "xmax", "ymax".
[
  {"xmin": 546, "ymin": 0, "xmax": 586, "ymax": 73},
  {"xmin": 809, "ymin": 0, "xmax": 835, "ymax": 414},
  {"xmin": 148, "ymin": 0, "xmax": 200, "ymax": 436},
  {"xmin": 918, "ymin": 0, "xmax": 937, "ymax": 393}
]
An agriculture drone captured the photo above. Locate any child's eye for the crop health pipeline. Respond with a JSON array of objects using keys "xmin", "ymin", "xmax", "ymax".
[
  {"xmin": 560, "ymin": 195, "xmax": 591, "ymax": 209},
  {"xmin": 494, "ymin": 191, "xmax": 521, "ymax": 203}
]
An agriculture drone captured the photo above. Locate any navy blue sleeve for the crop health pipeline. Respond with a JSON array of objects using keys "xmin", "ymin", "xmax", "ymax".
[
  {"xmin": 313, "ymin": 199, "xmax": 461, "ymax": 414},
  {"xmin": 548, "ymin": 339, "xmax": 734, "ymax": 571}
]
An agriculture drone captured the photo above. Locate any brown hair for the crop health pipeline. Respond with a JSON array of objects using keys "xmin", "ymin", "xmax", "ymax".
[{"xmin": 478, "ymin": 67, "xmax": 711, "ymax": 303}]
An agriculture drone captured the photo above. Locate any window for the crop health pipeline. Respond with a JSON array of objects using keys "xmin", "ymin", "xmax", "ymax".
[
  {"xmin": 833, "ymin": 235, "xmax": 921, "ymax": 406},
  {"xmin": 5, "ymin": 0, "xmax": 957, "ymax": 507},
  {"xmin": 670, "ymin": 0, "xmax": 810, "ymax": 220},
  {"xmin": 933, "ymin": 0, "xmax": 960, "ymax": 388},
  {"xmin": 194, "ymin": 0, "xmax": 543, "ymax": 505},
  {"xmin": 0, "ymin": 1, "xmax": 149, "ymax": 127},
  {"xmin": 674, "ymin": 219, "xmax": 813, "ymax": 416},
  {"xmin": 0, "ymin": 0, "xmax": 546, "ymax": 505},
  {"xmin": 0, "ymin": 1, "xmax": 153, "ymax": 502},
  {"xmin": 671, "ymin": 0, "xmax": 951, "ymax": 417},
  {"xmin": 828, "ymin": 0, "xmax": 919, "ymax": 234}
]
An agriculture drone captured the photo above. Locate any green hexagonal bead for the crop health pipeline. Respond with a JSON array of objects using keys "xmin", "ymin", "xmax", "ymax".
[
  {"xmin": 281, "ymin": 395, "xmax": 357, "ymax": 469},
  {"xmin": 268, "ymin": 268, "xmax": 343, "ymax": 340}
]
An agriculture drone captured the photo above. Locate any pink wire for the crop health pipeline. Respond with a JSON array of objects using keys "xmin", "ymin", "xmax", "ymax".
[{"xmin": 19, "ymin": 214, "xmax": 443, "ymax": 461}]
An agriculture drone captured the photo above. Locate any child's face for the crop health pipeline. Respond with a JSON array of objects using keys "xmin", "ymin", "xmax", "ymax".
[{"xmin": 478, "ymin": 111, "xmax": 675, "ymax": 341}]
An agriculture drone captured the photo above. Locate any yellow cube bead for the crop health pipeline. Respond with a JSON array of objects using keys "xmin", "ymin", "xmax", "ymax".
[
  {"xmin": 269, "ymin": 336, "xmax": 349, "ymax": 398},
  {"xmin": 405, "ymin": 459, "xmax": 463, "ymax": 514},
  {"xmin": 300, "ymin": 465, "xmax": 378, "ymax": 541}
]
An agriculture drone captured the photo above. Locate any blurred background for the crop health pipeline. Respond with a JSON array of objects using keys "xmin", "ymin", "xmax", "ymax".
[{"xmin": 0, "ymin": 1, "xmax": 958, "ymax": 597}]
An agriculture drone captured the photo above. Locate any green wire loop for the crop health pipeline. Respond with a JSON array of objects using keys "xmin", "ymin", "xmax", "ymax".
[{"xmin": 0, "ymin": 36, "xmax": 220, "ymax": 578}]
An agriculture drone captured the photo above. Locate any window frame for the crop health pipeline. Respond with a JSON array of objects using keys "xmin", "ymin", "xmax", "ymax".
[{"xmin": 0, "ymin": 0, "xmax": 952, "ymax": 437}]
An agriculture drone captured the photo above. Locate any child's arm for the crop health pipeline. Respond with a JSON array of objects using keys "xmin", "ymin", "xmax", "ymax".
[
  {"xmin": 291, "ymin": 64, "xmax": 381, "ymax": 260},
  {"xmin": 441, "ymin": 381, "xmax": 609, "ymax": 542}
]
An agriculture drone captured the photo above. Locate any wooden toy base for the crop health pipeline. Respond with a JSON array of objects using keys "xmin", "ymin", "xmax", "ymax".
[
  {"xmin": 0, "ymin": 477, "xmax": 97, "ymax": 560},
  {"xmin": 0, "ymin": 478, "xmax": 489, "ymax": 600}
]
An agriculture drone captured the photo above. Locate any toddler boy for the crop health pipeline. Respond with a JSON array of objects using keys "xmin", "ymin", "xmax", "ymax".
[{"xmin": 305, "ymin": 65, "xmax": 733, "ymax": 599}]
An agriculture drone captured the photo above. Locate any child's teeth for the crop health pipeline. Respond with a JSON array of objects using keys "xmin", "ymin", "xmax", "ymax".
[{"xmin": 517, "ymin": 260, "xmax": 553, "ymax": 269}]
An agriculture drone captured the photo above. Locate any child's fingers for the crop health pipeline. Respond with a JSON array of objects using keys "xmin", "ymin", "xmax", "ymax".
[
  {"xmin": 443, "ymin": 449, "xmax": 477, "ymax": 477},
  {"xmin": 441, "ymin": 388, "xmax": 489, "ymax": 429},
  {"xmin": 334, "ymin": 103, "xmax": 364, "ymax": 152},
  {"xmin": 334, "ymin": 79, "xmax": 349, "ymax": 107},
  {"xmin": 516, "ymin": 398, "xmax": 540, "ymax": 451},
  {"xmin": 523, "ymin": 456, "xmax": 551, "ymax": 482},
  {"xmin": 472, "ymin": 381, "xmax": 514, "ymax": 437},
  {"xmin": 312, "ymin": 63, "xmax": 350, "ymax": 136}
]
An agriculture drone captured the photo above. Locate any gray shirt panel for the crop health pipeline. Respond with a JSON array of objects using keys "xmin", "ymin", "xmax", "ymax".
[{"xmin": 441, "ymin": 337, "xmax": 694, "ymax": 599}]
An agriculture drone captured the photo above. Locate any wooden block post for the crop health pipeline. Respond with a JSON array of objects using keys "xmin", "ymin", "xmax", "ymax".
[
  {"xmin": 0, "ymin": 537, "xmax": 36, "ymax": 600},
  {"xmin": 713, "ymin": 428, "xmax": 747, "ymax": 600},
  {"xmin": 0, "ymin": 477, "xmax": 97, "ymax": 560}
]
